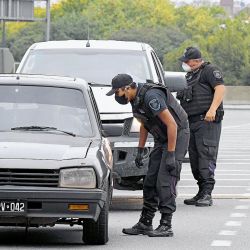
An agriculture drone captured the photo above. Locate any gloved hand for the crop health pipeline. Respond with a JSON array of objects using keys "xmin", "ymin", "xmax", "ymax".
[
  {"xmin": 165, "ymin": 151, "xmax": 176, "ymax": 176},
  {"xmin": 135, "ymin": 147, "xmax": 144, "ymax": 168}
]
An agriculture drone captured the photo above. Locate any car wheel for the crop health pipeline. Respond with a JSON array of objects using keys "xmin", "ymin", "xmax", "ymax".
[{"xmin": 82, "ymin": 183, "xmax": 110, "ymax": 245}]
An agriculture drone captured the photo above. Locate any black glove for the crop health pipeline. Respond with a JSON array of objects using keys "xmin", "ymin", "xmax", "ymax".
[
  {"xmin": 165, "ymin": 151, "xmax": 176, "ymax": 176},
  {"xmin": 135, "ymin": 147, "xmax": 144, "ymax": 168}
]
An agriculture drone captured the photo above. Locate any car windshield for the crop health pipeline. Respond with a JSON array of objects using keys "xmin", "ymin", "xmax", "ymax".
[
  {"xmin": 21, "ymin": 49, "xmax": 151, "ymax": 84},
  {"xmin": 0, "ymin": 85, "xmax": 93, "ymax": 137}
]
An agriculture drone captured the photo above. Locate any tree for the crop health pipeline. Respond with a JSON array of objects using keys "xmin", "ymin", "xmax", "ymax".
[{"xmin": 111, "ymin": 26, "xmax": 187, "ymax": 63}]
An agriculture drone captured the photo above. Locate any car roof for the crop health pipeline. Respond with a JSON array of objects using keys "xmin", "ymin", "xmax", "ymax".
[
  {"xmin": 0, "ymin": 74, "xmax": 89, "ymax": 90},
  {"xmin": 30, "ymin": 40, "xmax": 152, "ymax": 51}
]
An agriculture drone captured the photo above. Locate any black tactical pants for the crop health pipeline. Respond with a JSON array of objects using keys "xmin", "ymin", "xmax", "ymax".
[
  {"xmin": 143, "ymin": 127, "xmax": 189, "ymax": 215},
  {"xmin": 188, "ymin": 120, "xmax": 221, "ymax": 195}
]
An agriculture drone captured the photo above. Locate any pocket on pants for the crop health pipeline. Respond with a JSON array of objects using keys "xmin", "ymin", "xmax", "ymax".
[{"xmin": 203, "ymin": 138, "xmax": 217, "ymax": 160}]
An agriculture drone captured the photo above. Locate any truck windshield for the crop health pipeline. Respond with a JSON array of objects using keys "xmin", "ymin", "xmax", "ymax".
[
  {"xmin": 0, "ymin": 85, "xmax": 93, "ymax": 137},
  {"xmin": 21, "ymin": 49, "xmax": 151, "ymax": 84}
]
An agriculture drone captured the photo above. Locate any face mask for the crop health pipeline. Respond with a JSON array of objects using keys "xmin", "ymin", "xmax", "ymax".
[
  {"xmin": 115, "ymin": 94, "xmax": 129, "ymax": 105},
  {"xmin": 182, "ymin": 62, "xmax": 192, "ymax": 72}
]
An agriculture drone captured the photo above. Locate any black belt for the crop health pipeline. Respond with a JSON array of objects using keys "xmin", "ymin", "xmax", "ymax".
[{"xmin": 188, "ymin": 114, "xmax": 206, "ymax": 123}]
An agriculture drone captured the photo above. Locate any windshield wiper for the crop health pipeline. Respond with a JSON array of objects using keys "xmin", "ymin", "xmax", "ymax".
[{"xmin": 11, "ymin": 126, "xmax": 76, "ymax": 137}]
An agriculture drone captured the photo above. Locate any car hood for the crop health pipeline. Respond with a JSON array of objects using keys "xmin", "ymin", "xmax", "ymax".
[
  {"xmin": 0, "ymin": 134, "xmax": 92, "ymax": 160},
  {"xmin": 91, "ymin": 86, "xmax": 132, "ymax": 114}
]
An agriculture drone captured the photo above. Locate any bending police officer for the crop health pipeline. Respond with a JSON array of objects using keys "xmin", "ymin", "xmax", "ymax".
[
  {"xmin": 106, "ymin": 74, "xmax": 189, "ymax": 237},
  {"xmin": 177, "ymin": 47, "xmax": 226, "ymax": 206}
]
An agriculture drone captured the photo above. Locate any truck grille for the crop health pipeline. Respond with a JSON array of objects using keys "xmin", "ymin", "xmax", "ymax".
[{"xmin": 0, "ymin": 169, "xmax": 59, "ymax": 187}]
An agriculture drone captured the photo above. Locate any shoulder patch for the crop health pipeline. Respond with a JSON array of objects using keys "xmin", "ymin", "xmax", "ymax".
[
  {"xmin": 149, "ymin": 98, "xmax": 161, "ymax": 111},
  {"xmin": 213, "ymin": 70, "xmax": 222, "ymax": 79}
]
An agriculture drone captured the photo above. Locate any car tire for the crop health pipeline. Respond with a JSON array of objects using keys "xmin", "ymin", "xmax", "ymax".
[{"xmin": 82, "ymin": 183, "xmax": 110, "ymax": 245}]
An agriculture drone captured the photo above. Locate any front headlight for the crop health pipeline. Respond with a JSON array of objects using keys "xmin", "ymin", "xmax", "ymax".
[
  {"xmin": 59, "ymin": 168, "xmax": 96, "ymax": 188},
  {"xmin": 130, "ymin": 118, "xmax": 141, "ymax": 133}
]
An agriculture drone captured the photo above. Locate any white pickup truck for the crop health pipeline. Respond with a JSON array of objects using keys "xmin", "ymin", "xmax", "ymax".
[{"xmin": 17, "ymin": 40, "xmax": 186, "ymax": 190}]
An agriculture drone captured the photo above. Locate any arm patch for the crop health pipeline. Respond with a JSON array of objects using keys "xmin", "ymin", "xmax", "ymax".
[{"xmin": 149, "ymin": 98, "xmax": 161, "ymax": 111}]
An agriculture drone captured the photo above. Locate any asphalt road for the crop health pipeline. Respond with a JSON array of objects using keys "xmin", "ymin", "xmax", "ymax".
[
  {"xmin": 0, "ymin": 198, "xmax": 249, "ymax": 249},
  {"xmin": 0, "ymin": 109, "xmax": 250, "ymax": 249},
  {"xmin": 179, "ymin": 108, "xmax": 250, "ymax": 198}
]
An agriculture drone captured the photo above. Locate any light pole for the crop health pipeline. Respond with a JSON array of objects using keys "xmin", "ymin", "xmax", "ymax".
[{"xmin": 46, "ymin": 0, "xmax": 50, "ymax": 41}]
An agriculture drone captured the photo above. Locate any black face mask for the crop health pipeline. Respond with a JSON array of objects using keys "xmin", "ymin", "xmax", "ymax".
[{"xmin": 115, "ymin": 94, "xmax": 129, "ymax": 105}]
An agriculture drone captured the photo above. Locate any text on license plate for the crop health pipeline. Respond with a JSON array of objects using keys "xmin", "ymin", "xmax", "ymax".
[{"xmin": 0, "ymin": 201, "xmax": 25, "ymax": 212}]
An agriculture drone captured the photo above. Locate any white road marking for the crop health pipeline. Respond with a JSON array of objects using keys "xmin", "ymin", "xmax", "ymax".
[
  {"xmin": 211, "ymin": 240, "xmax": 232, "ymax": 247},
  {"xmin": 235, "ymin": 205, "xmax": 249, "ymax": 210},
  {"xmin": 181, "ymin": 169, "xmax": 250, "ymax": 173},
  {"xmin": 178, "ymin": 186, "xmax": 250, "ymax": 188},
  {"xmin": 215, "ymin": 163, "xmax": 250, "ymax": 165},
  {"xmin": 230, "ymin": 213, "xmax": 247, "ymax": 218},
  {"xmin": 218, "ymin": 230, "xmax": 237, "ymax": 236},
  {"xmin": 242, "ymin": 193, "xmax": 250, "ymax": 196},
  {"xmin": 181, "ymin": 179, "xmax": 250, "ymax": 181},
  {"xmin": 181, "ymin": 174, "xmax": 250, "ymax": 176},
  {"xmin": 223, "ymin": 123, "xmax": 250, "ymax": 129},
  {"xmin": 225, "ymin": 221, "xmax": 242, "ymax": 227},
  {"xmin": 181, "ymin": 170, "xmax": 250, "ymax": 172}
]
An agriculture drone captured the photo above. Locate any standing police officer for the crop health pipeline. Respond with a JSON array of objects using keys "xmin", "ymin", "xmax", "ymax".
[
  {"xmin": 106, "ymin": 74, "xmax": 189, "ymax": 237},
  {"xmin": 177, "ymin": 47, "xmax": 226, "ymax": 207}
]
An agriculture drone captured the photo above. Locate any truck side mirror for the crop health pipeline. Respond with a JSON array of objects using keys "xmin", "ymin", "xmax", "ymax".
[
  {"xmin": 164, "ymin": 71, "xmax": 187, "ymax": 92},
  {"xmin": 0, "ymin": 48, "xmax": 15, "ymax": 73}
]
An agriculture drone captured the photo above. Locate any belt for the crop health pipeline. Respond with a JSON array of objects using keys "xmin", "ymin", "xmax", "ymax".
[{"xmin": 188, "ymin": 114, "xmax": 206, "ymax": 123}]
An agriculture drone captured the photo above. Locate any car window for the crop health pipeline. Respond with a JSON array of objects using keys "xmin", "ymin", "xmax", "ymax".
[
  {"xmin": 0, "ymin": 85, "xmax": 93, "ymax": 137},
  {"xmin": 21, "ymin": 49, "xmax": 151, "ymax": 85}
]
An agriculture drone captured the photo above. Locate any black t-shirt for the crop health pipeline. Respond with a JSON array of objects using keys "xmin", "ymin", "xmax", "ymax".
[
  {"xmin": 144, "ymin": 88, "xmax": 168, "ymax": 116},
  {"xmin": 132, "ymin": 83, "xmax": 168, "ymax": 117},
  {"xmin": 186, "ymin": 62, "xmax": 224, "ymax": 89}
]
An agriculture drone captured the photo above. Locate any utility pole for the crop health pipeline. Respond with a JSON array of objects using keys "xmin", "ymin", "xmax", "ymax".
[{"xmin": 46, "ymin": 0, "xmax": 50, "ymax": 41}]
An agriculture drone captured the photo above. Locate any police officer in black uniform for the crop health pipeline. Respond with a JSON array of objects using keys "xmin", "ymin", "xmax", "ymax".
[
  {"xmin": 177, "ymin": 47, "xmax": 226, "ymax": 207},
  {"xmin": 106, "ymin": 74, "xmax": 189, "ymax": 237}
]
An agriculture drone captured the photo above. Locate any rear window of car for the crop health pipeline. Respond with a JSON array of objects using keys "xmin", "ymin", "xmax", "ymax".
[
  {"xmin": 21, "ymin": 49, "xmax": 151, "ymax": 85},
  {"xmin": 0, "ymin": 85, "xmax": 93, "ymax": 137}
]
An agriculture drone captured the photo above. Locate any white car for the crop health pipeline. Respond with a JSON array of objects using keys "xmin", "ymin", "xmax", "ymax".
[{"xmin": 17, "ymin": 40, "xmax": 186, "ymax": 189}]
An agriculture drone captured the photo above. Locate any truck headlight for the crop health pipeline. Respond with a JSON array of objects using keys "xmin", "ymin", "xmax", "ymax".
[
  {"xmin": 130, "ymin": 118, "xmax": 141, "ymax": 133},
  {"xmin": 59, "ymin": 168, "xmax": 96, "ymax": 188}
]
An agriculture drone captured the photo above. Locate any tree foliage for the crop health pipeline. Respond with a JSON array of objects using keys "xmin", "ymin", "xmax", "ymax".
[{"xmin": 2, "ymin": 0, "xmax": 250, "ymax": 85}]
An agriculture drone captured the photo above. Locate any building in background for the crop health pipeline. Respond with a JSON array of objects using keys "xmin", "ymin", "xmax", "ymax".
[{"xmin": 173, "ymin": 0, "xmax": 248, "ymax": 16}]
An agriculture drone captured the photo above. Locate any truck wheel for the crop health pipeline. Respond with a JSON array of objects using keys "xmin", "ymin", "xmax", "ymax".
[{"xmin": 82, "ymin": 185, "xmax": 110, "ymax": 245}]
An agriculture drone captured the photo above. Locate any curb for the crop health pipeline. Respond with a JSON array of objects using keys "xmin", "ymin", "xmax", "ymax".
[
  {"xmin": 110, "ymin": 194, "xmax": 250, "ymax": 210},
  {"xmin": 224, "ymin": 105, "xmax": 250, "ymax": 110}
]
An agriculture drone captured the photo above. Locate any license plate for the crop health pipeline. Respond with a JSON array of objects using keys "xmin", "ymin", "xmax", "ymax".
[{"xmin": 0, "ymin": 201, "xmax": 26, "ymax": 212}]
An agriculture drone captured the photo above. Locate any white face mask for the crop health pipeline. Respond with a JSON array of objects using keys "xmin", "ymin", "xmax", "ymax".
[{"xmin": 182, "ymin": 62, "xmax": 192, "ymax": 72}]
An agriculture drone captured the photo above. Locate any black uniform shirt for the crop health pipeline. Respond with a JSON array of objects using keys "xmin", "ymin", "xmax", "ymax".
[
  {"xmin": 132, "ymin": 83, "xmax": 168, "ymax": 117},
  {"xmin": 186, "ymin": 62, "xmax": 224, "ymax": 89},
  {"xmin": 144, "ymin": 88, "xmax": 168, "ymax": 116}
]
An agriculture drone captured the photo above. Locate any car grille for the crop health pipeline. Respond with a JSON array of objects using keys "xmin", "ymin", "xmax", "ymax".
[{"xmin": 0, "ymin": 169, "xmax": 59, "ymax": 187}]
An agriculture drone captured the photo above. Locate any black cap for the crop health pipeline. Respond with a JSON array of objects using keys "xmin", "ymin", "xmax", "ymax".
[
  {"xmin": 179, "ymin": 47, "xmax": 202, "ymax": 62},
  {"xmin": 106, "ymin": 74, "xmax": 133, "ymax": 96}
]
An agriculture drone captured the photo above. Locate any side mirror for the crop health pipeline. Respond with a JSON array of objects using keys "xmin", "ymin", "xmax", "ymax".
[
  {"xmin": 164, "ymin": 71, "xmax": 187, "ymax": 92},
  {"xmin": 0, "ymin": 48, "xmax": 15, "ymax": 73}
]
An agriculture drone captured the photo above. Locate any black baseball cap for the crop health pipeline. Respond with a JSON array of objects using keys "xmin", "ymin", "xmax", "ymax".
[
  {"xmin": 179, "ymin": 47, "xmax": 202, "ymax": 62},
  {"xmin": 106, "ymin": 74, "xmax": 133, "ymax": 96}
]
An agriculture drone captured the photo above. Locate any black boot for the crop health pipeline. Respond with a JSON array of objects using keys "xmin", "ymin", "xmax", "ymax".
[
  {"xmin": 148, "ymin": 214, "xmax": 173, "ymax": 237},
  {"xmin": 184, "ymin": 192, "xmax": 202, "ymax": 205},
  {"xmin": 184, "ymin": 187, "xmax": 203, "ymax": 205},
  {"xmin": 196, "ymin": 193, "xmax": 213, "ymax": 207},
  {"xmin": 122, "ymin": 209, "xmax": 154, "ymax": 235}
]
